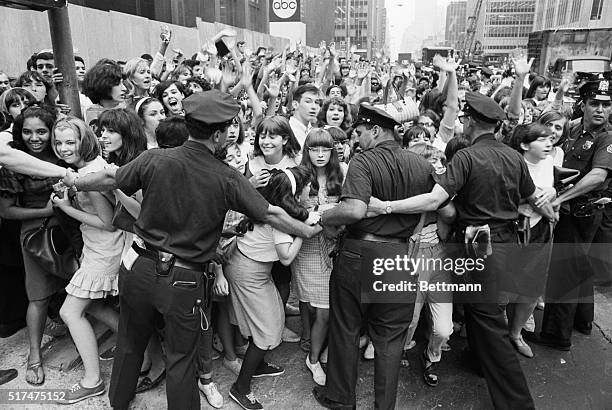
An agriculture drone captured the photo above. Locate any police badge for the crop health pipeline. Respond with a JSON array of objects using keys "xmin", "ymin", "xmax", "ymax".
[
  {"xmin": 607, "ymin": 144, "xmax": 612, "ymax": 154},
  {"xmin": 599, "ymin": 80, "xmax": 610, "ymax": 92},
  {"xmin": 582, "ymin": 141, "xmax": 593, "ymax": 150}
]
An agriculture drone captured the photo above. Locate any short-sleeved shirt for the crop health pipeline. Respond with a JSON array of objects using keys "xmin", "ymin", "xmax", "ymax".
[
  {"xmin": 562, "ymin": 122, "xmax": 612, "ymax": 196},
  {"xmin": 237, "ymin": 223, "xmax": 293, "ymax": 262},
  {"xmin": 435, "ymin": 134, "xmax": 536, "ymax": 227},
  {"xmin": 341, "ymin": 140, "xmax": 435, "ymax": 237},
  {"xmin": 115, "ymin": 140, "xmax": 269, "ymax": 263}
]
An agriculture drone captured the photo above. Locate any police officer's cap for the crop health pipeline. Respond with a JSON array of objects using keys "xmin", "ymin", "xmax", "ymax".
[
  {"xmin": 183, "ymin": 89, "xmax": 240, "ymax": 125},
  {"xmin": 464, "ymin": 91, "xmax": 506, "ymax": 124},
  {"xmin": 579, "ymin": 79, "xmax": 612, "ymax": 102},
  {"xmin": 480, "ymin": 67, "xmax": 493, "ymax": 77},
  {"xmin": 353, "ymin": 103, "xmax": 400, "ymax": 130}
]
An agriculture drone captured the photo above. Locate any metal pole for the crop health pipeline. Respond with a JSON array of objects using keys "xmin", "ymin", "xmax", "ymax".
[
  {"xmin": 346, "ymin": 0, "xmax": 350, "ymax": 56},
  {"xmin": 48, "ymin": 4, "xmax": 82, "ymax": 119}
]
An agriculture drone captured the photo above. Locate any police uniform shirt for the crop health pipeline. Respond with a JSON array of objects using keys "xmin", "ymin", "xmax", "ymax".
[
  {"xmin": 341, "ymin": 140, "xmax": 435, "ymax": 237},
  {"xmin": 563, "ymin": 122, "xmax": 612, "ymax": 183},
  {"xmin": 435, "ymin": 134, "xmax": 536, "ymax": 226},
  {"xmin": 115, "ymin": 140, "xmax": 269, "ymax": 263}
]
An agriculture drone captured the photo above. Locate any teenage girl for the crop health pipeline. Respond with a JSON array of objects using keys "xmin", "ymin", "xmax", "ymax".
[
  {"xmin": 0, "ymin": 106, "xmax": 62, "ymax": 387},
  {"xmin": 508, "ymin": 123, "xmax": 556, "ymax": 358},
  {"xmin": 225, "ymin": 166, "xmax": 316, "ymax": 409},
  {"xmin": 295, "ymin": 128, "xmax": 347, "ymax": 385},
  {"xmin": 50, "ymin": 117, "xmax": 126, "ymax": 404}
]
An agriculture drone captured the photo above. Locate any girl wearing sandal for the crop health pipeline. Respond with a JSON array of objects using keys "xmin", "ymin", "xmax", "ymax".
[
  {"xmin": 49, "ymin": 117, "xmax": 127, "ymax": 404},
  {"xmin": 0, "ymin": 105, "xmax": 64, "ymax": 386}
]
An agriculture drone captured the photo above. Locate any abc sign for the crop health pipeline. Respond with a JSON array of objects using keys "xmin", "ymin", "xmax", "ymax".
[{"xmin": 272, "ymin": 0, "xmax": 297, "ymax": 19}]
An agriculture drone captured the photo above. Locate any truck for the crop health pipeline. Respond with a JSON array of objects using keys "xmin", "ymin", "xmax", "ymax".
[
  {"xmin": 528, "ymin": 28, "xmax": 612, "ymax": 84},
  {"xmin": 421, "ymin": 47, "xmax": 454, "ymax": 65}
]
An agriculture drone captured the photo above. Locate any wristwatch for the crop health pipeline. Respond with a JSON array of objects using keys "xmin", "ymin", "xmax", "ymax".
[{"xmin": 385, "ymin": 201, "xmax": 392, "ymax": 214}]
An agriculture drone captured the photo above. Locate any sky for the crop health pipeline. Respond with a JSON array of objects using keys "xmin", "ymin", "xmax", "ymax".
[{"xmin": 385, "ymin": 0, "xmax": 452, "ymax": 58}]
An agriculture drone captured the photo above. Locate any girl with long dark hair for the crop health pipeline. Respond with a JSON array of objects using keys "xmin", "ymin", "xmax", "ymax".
[{"xmin": 295, "ymin": 129, "xmax": 346, "ymax": 385}]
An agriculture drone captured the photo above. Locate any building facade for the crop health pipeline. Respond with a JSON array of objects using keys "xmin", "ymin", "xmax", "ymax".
[
  {"xmin": 446, "ymin": 1, "xmax": 467, "ymax": 49},
  {"xmin": 533, "ymin": 0, "xmax": 612, "ymax": 31},
  {"xmin": 69, "ymin": 0, "xmax": 269, "ymax": 32},
  {"xmin": 466, "ymin": 0, "xmax": 536, "ymax": 55},
  {"xmin": 333, "ymin": 0, "xmax": 387, "ymax": 57},
  {"xmin": 303, "ymin": 0, "xmax": 336, "ymax": 47}
]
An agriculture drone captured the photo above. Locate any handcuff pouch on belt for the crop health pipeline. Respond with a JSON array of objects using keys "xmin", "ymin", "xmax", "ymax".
[
  {"xmin": 156, "ymin": 251, "xmax": 176, "ymax": 276},
  {"xmin": 567, "ymin": 192, "xmax": 605, "ymax": 218},
  {"xmin": 516, "ymin": 216, "xmax": 531, "ymax": 247},
  {"xmin": 464, "ymin": 225, "xmax": 493, "ymax": 259}
]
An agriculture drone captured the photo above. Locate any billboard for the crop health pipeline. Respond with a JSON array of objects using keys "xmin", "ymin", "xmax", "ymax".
[{"xmin": 269, "ymin": 0, "xmax": 300, "ymax": 23}]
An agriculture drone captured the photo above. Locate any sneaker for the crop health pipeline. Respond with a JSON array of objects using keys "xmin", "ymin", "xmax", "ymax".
[
  {"xmin": 212, "ymin": 333, "xmax": 224, "ymax": 353},
  {"xmin": 285, "ymin": 303, "xmax": 300, "ymax": 316},
  {"xmin": 235, "ymin": 343, "xmax": 249, "ymax": 356},
  {"xmin": 523, "ymin": 314, "xmax": 536, "ymax": 333},
  {"xmin": 305, "ymin": 356, "xmax": 326, "ymax": 386},
  {"xmin": 320, "ymin": 347, "xmax": 328, "ymax": 364},
  {"xmin": 99, "ymin": 345, "xmax": 116, "ymax": 361},
  {"xmin": 364, "ymin": 341, "xmax": 374, "ymax": 360},
  {"xmin": 198, "ymin": 380, "xmax": 224, "ymax": 409},
  {"xmin": 253, "ymin": 362, "xmax": 284, "ymax": 378},
  {"xmin": 223, "ymin": 357, "xmax": 243, "ymax": 375},
  {"xmin": 281, "ymin": 326, "xmax": 300, "ymax": 343},
  {"xmin": 56, "ymin": 380, "xmax": 105, "ymax": 404},
  {"xmin": 359, "ymin": 334, "xmax": 369, "ymax": 349},
  {"xmin": 44, "ymin": 318, "xmax": 68, "ymax": 338},
  {"xmin": 229, "ymin": 384, "xmax": 263, "ymax": 410}
]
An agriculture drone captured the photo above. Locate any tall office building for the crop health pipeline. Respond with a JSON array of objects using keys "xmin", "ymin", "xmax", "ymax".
[
  {"xmin": 69, "ymin": 0, "xmax": 269, "ymax": 32},
  {"xmin": 446, "ymin": 1, "xmax": 467, "ymax": 49},
  {"xmin": 466, "ymin": 0, "xmax": 536, "ymax": 55},
  {"xmin": 533, "ymin": 0, "xmax": 612, "ymax": 31},
  {"xmin": 333, "ymin": 0, "xmax": 387, "ymax": 57},
  {"xmin": 303, "ymin": 0, "xmax": 336, "ymax": 47}
]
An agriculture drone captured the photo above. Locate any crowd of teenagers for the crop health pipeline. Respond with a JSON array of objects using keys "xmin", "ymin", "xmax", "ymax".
[{"xmin": 0, "ymin": 25, "xmax": 611, "ymax": 410}]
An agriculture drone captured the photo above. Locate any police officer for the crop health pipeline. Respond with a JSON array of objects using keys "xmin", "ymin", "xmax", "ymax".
[
  {"xmin": 368, "ymin": 92, "xmax": 555, "ymax": 409},
  {"xmin": 313, "ymin": 104, "xmax": 446, "ymax": 409},
  {"xmin": 525, "ymin": 79, "xmax": 612, "ymax": 349},
  {"xmin": 63, "ymin": 90, "xmax": 321, "ymax": 410}
]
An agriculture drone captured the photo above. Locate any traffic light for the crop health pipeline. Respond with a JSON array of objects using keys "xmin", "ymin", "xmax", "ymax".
[{"xmin": 0, "ymin": 0, "xmax": 66, "ymax": 11}]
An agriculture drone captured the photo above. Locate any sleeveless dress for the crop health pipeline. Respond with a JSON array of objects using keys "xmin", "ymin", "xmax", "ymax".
[
  {"xmin": 292, "ymin": 185, "xmax": 340, "ymax": 309},
  {"xmin": 66, "ymin": 156, "xmax": 126, "ymax": 299}
]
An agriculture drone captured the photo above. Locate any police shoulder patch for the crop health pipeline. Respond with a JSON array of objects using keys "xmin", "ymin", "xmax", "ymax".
[{"xmin": 607, "ymin": 144, "xmax": 612, "ymax": 154}]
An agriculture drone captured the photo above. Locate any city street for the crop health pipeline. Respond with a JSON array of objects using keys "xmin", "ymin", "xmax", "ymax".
[{"xmin": 1, "ymin": 287, "xmax": 611, "ymax": 409}]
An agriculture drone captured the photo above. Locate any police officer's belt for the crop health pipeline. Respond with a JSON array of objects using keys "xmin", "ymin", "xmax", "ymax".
[
  {"xmin": 132, "ymin": 243, "xmax": 209, "ymax": 272},
  {"xmin": 346, "ymin": 232, "xmax": 408, "ymax": 244}
]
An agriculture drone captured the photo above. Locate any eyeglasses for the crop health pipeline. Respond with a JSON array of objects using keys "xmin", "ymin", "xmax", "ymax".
[{"xmin": 308, "ymin": 147, "xmax": 333, "ymax": 153}]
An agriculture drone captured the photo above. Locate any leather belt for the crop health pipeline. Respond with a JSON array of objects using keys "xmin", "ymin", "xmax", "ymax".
[
  {"xmin": 346, "ymin": 232, "xmax": 409, "ymax": 244},
  {"xmin": 132, "ymin": 243, "xmax": 208, "ymax": 272}
]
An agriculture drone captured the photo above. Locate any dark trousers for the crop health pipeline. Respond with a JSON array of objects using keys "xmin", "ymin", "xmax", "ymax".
[
  {"xmin": 325, "ymin": 239, "xmax": 414, "ymax": 410},
  {"xmin": 542, "ymin": 211, "xmax": 600, "ymax": 342},
  {"xmin": 109, "ymin": 256, "xmax": 204, "ymax": 410},
  {"xmin": 197, "ymin": 305, "xmax": 213, "ymax": 378},
  {"xmin": 589, "ymin": 205, "xmax": 612, "ymax": 285},
  {"xmin": 461, "ymin": 227, "xmax": 535, "ymax": 410}
]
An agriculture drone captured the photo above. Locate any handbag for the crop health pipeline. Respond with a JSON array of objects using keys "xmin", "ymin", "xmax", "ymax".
[{"xmin": 22, "ymin": 217, "xmax": 80, "ymax": 280}]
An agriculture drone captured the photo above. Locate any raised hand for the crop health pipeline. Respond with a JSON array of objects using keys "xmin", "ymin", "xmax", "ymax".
[
  {"xmin": 240, "ymin": 63, "xmax": 253, "ymax": 88},
  {"xmin": 512, "ymin": 56, "xmax": 534, "ymax": 77},
  {"xmin": 221, "ymin": 63, "xmax": 237, "ymax": 87},
  {"xmin": 285, "ymin": 59, "xmax": 298, "ymax": 75},
  {"xmin": 357, "ymin": 62, "xmax": 371, "ymax": 80},
  {"xmin": 160, "ymin": 25, "xmax": 172, "ymax": 43},
  {"xmin": 433, "ymin": 54, "xmax": 459, "ymax": 72},
  {"xmin": 264, "ymin": 73, "xmax": 281, "ymax": 98}
]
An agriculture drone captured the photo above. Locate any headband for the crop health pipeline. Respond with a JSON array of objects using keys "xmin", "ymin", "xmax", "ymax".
[
  {"xmin": 134, "ymin": 97, "xmax": 151, "ymax": 114},
  {"xmin": 283, "ymin": 168, "xmax": 297, "ymax": 195}
]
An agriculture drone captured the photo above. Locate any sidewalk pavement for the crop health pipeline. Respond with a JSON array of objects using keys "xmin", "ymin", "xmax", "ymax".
[{"xmin": 1, "ymin": 287, "xmax": 611, "ymax": 409}]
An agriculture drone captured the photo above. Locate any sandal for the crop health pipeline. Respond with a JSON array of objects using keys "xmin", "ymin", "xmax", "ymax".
[
  {"xmin": 25, "ymin": 361, "xmax": 45, "ymax": 386},
  {"xmin": 421, "ymin": 352, "xmax": 438, "ymax": 387}
]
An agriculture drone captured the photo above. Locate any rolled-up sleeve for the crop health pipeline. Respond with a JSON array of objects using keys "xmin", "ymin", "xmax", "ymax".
[
  {"xmin": 226, "ymin": 171, "xmax": 269, "ymax": 221},
  {"xmin": 115, "ymin": 151, "xmax": 151, "ymax": 196},
  {"xmin": 340, "ymin": 155, "xmax": 371, "ymax": 203}
]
